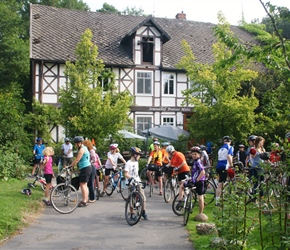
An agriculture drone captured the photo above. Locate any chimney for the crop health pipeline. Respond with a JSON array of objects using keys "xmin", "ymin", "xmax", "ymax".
[{"xmin": 175, "ymin": 11, "xmax": 186, "ymax": 20}]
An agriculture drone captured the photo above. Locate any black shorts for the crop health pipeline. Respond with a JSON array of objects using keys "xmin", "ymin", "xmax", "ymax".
[
  {"xmin": 178, "ymin": 171, "xmax": 190, "ymax": 182},
  {"xmin": 33, "ymin": 158, "xmax": 41, "ymax": 165},
  {"xmin": 194, "ymin": 181, "xmax": 205, "ymax": 196},
  {"xmin": 79, "ymin": 166, "xmax": 92, "ymax": 183},
  {"xmin": 105, "ymin": 168, "xmax": 118, "ymax": 176},
  {"xmin": 44, "ymin": 174, "xmax": 53, "ymax": 184},
  {"xmin": 216, "ymin": 169, "xmax": 227, "ymax": 183}
]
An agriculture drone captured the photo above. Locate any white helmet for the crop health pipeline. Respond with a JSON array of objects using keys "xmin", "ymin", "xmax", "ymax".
[{"xmin": 166, "ymin": 145, "xmax": 175, "ymax": 153}]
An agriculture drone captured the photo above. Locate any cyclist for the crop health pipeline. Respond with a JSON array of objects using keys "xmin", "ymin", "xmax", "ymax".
[
  {"xmin": 199, "ymin": 144, "xmax": 211, "ymax": 173},
  {"xmin": 149, "ymin": 137, "xmax": 158, "ymax": 152},
  {"xmin": 101, "ymin": 144, "xmax": 126, "ymax": 196},
  {"xmin": 42, "ymin": 146, "xmax": 55, "ymax": 206},
  {"xmin": 235, "ymin": 144, "xmax": 246, "ymax": 168},
  {"xmin": 146, "ymin": 140, "xmax": 163, "ymax": 195},
  {"xmin": 61, "ymin": 138, "xmax": 73, "ymax": 168},
  {"xmin": 165, "ymin": 145, "xmax": 190, "ymax": 201},
  {"xmin": 177, "ymin": 146, "xmax": 206, "ymax": 214},
  {"xmin": 245, "ymin": 135, "xmax": 257, "ymax": 167},
  {"xmin": 161, "ymin": 142, "xmax": 171, "ymax": 182},
  {"xmin": 32, "ymin": 137, "xmax": 45, "ymax": 176},
  {"xmin": 69, "ymin": 136, "xmax": 92, "ymax": 207},
  {"xmin": 215, "ymin": 136, "xmax": 234, "ymax": 206},
  {"xmin": 124, "ymin": 147, "xmax": 148, "ymax": 220}
]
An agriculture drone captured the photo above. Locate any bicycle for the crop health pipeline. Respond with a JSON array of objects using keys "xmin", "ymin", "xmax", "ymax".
[
  {"xmin": 94, "ymin": 165, "xmax": 105, "ymax": 200},
  {"xmin": 50, "ymin": 166, "xmax": 79, "ymax": 214},
  {"xmin": 163, "ymin": 170, "xmax": 179, "ymax": 203},
  {"xmin": 146, "ymin": 164, "xmax": 163, "ymax": 197},
  {"xmin": 125, "ymin": 178, "xmax": 146, "ymax": 226},
  {"xmin": 28, "ymin": 162, "xmax": 47, "ymax": 191},
  {"xmin": 172, "ymin": 176, "xmax": 197, "ymax": 225},
  {"xmin": 105, "ymin": 165, "xmax": 129, "ymax": 201}
]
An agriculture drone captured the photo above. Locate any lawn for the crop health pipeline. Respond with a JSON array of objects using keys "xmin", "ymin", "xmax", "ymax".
[{"xmin": 0, "ymin": 178, "xmax": 44, "ymax": 243}]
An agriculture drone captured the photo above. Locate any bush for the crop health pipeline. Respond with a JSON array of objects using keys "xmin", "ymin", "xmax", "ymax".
[{"xmin": 0, "ymin": 147, "xmax": 28, "ymax": 180}]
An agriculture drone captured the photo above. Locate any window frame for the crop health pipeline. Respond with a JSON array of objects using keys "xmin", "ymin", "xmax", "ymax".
[
  {"xmin": 162, "ymin": 116, "xmax": 175, "ymax": 126},
  {"xmin": 136, "ymin": 71, "xmax": 153, "ymax": 95},
  {"xmin": 136, "ymin": 116, "xmax": 153, "ymax": 133},
  {"xmin": 163, "ymin": 73, "xmax": 175, "ymax": 96}
]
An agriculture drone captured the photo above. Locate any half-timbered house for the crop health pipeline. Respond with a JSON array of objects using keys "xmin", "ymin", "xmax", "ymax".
[{"xmin": 30, "ymin": 4, "xmax": 254, "ymax": 142}]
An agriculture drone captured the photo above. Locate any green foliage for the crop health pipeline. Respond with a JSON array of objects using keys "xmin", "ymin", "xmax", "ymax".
[
  {"xmin": 178, "ymin": 14, "xmax": 259, "ymax": 143},
  {"xmin": 59, "ymin": 29, "xmax": 132, "ymax": 144},
  {"xmin": 25, "ymin": 100, "xmax": 61, "ymax": 144},
  {"xmin": 97, "ymin": 2, "xmax": 120, "ymax": 14}
]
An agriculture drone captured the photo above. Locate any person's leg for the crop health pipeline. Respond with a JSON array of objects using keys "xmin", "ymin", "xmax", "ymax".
[
  {"xmin": 80, "ymin": 182, "xmax": 88, "ymax": 203},
  {"xmin": 198, "ymin": 195, "xmax": 204, "ymax": 213},
  {"xmin": 102, "ymin": 169, "xmax": 111, "ymax": 193},
  {"xmin": 88, "ymin": 166, "xmax": 96, "ymax": 201},
  {"xmin": 147, "ymin": 170, "xmax": 153, "ymax": 185}
]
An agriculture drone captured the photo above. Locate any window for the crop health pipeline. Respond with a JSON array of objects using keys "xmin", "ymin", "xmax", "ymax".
[
  {"xmin": 136, "ymin": 117, "xmax": 152, "ymax": 133},
  {"xmin": 162, "ymin": 117, "xmax": 174, "ymax": 126},
  {"xmin": 137, "ymin": 72, "xmax": 152, "ymax": 94},
  {"xmin": 163, "ymin": 73, "xmax": 175, "ymax": 95},
  {"xmin": 98, "ymin": 76, "xmax": 110, "ymax": 91},
  {"xmin": 142, "ymin": 37, "xmax": 154, "ymax": 63}
]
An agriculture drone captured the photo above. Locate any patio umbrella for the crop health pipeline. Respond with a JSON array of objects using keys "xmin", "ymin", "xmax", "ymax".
[
  {"xmin": 118, "ymin": 130, "xmax": 146, "ymax": 140},
  {"xmin": 141, "ymin": 125, "xmax": 190, "ymax": 142}
]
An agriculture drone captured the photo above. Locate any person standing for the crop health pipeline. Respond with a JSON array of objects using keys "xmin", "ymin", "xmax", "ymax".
[
  {"xmin": 101, "ymin": 144, "xmax": 126, "ymax": 196},
  {"xmin": 83, "ymin": 140, "xmax": 97, "ymax": 203},
  {"xmin": 70, "ymin": 136, "xmax": 92, "ymax": 207},
  {"xmin": 215, "ymin": 136, "xmax": 234, "ymax": 206},
  {"xmin": 61, "ymin": 138, "xmax": 73, "ymax": 168},
  {"xmin": 161, "ymin": 142, "xmax": 171, "ymax": 182},
  {"xmin": 146, "ymin": 141, "xmax": 163, "ymax": 195},
  {"xmin": 245, "ymin": 135, "xmax": 257, "ymax": 167},
  {"xmin": 32, "ymin": 138, "xmax": 45, "ymax": 176},
  {"xmin": 235, "ymin": 144, "xmax": 247, "ymax": 168},
  {"xmin": 124, "ymin": 147, "xmax": 148, "ymax": 220},
  {"xmin": 166, "ymin": 145, "xmax": 191, "ymax": 201},
  {"xmin": 42, "ymin": 147, "xmax": 55, "ymax": 206}
]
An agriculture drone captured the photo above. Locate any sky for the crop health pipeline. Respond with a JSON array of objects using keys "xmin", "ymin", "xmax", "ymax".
[{"xmin": 84, "ymin": 0, "xmax": 290, "ymax": 25}]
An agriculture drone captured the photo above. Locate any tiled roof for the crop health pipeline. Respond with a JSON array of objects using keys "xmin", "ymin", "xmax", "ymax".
[{"xmin": 30, "ymin": 4, "xmax": 256, "ymax": 69}]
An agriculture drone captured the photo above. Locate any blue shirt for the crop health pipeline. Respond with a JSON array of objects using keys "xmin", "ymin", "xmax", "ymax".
[
  {"xmin": 33, "ymin": 144, "xmax": 45, "ymax": 159},
  {"xmin": 216, "ymin": 143, "xmax": 234, "ymax": 170},
  {"xmin": 78, "ymin": 145, "xmax": 90, "ymax": 169}
]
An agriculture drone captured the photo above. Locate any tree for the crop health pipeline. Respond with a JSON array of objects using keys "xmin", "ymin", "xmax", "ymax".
[
  {"xmin": 96, "ymin": 2, "xmax": 120, "ymax": 14},
  {"xmin": 59, "ymin": 29, "xmax": 132, "ymax": 146},
  {"xmin": 178, "ymin": 13, "xmax": 259, "ymax": 144},
  {"xmin": 121, "ymin": 6, "xmax": 145, "ymax": 16}
]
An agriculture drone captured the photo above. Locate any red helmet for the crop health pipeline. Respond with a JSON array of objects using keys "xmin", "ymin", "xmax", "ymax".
[{"xmin": 110, "ymin": 144, "xmax": 118, "ymax": 150}]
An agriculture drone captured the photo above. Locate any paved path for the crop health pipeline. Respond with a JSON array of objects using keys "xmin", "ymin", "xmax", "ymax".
[{"xmin": 0, "ymin": 186, "xmax": 194, "ymax": 250}]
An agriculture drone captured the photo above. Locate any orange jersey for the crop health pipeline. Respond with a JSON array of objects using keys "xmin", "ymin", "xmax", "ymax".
[
  {"xmin": 149, "ymin": 150, "xmax": 163, "ymax": 166},
  {"xmin": 170, "ymin": 151, "xmax": 190, "ymax": 173},
  {"xmin": 161, "ymin": 148, "xmax": 170, "ymax": 164}
]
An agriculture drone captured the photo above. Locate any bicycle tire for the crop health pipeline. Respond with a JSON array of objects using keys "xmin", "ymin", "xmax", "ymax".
[
  {"xmin": 125, "ymin": 191, "xmax": 144, "ymax": 226},
  {"xmin": 204, "ymin": 180, "xmax": 216, "ymax": 205},
  {"xmin": 172, "ymin": 194, "xmax": 185, "ymax": 216},
  {"xmin": 105, "ymin": 178, "xmax": 115, "ymax": 196},
  {"xmin": 183, "ymin": 191, "xmax": 192, "ymax": 226},
  {"xmin": 50, "ymin": 183, "xmax": 79, "ymax": 214},
  {"xmin": 120, "ymin": 178, "xmax": 130, "ymax": 201},
  {"xmin": 41, "ymin": 183, "xmax": 46, "ymax": 191},
  {"xmin": 164, "ymin": 179, "xmax": 174, "ymax": 203}
]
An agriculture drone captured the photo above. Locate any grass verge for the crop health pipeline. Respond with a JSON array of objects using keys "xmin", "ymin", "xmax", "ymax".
[{"xmin": 0, "ymin": 178, "xmax": 44, "ymax": 244}]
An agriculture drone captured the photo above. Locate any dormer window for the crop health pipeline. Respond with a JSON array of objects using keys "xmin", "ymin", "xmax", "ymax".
[{"xmin": 141, "ymin": 37, "xmax": 154, "ymax": 64}]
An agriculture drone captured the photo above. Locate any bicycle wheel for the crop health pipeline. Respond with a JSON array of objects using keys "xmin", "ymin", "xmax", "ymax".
[
  {"xmin": 204, "ymin": 180, "xmax": 216, "ymax": 205},
  {"xmin": 125, "ymin": 191, "xmax": 144, "ymax": 226},
  {"xmin": 164, "ymin": 179, "xmax": 174, "ymax": 203},
  {"xmin": 105, "ymin": 178, "xmax": 115, "ymax": 196},
  {"xmin": 183, "ymin": 191, "xmax": 192, "ymax": 226},
  {"xmin": 265, "ymin": 181, "xmax": 282, "ymax": 209},
  {"xmin": 139, "ymin": 168, "xmax": 147, "ymax": 181},
  {"xmin": 172, "ymin": 194, "xmax": 184, "ymax": 216},
  {"xmin": 50, "ymin": 183, "xmax": 78, "ymax": 214},
  {"xmin": 120, "ymin": 178, "xmax": 130, "ymax": 201}
]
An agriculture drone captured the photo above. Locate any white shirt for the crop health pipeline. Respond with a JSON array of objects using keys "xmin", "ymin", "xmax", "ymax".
[
  {"xmin": 105, "ymin": 152, "xmax": 124, "ymax": 169},
  {"xmin": 61, "ymin": 143, "xmax": 73, "ymax": 158},
  {"xmin": 124, "ymin": 159, "xmax": 140, "ymax": 182}
]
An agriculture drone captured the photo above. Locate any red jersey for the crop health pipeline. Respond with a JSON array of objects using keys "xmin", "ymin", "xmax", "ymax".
[{"xmin": 170, "ymin": 151, "xmax": 190, "ymax": 173}]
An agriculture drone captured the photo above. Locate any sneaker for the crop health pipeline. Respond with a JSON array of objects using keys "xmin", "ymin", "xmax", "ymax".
[
  {"xmin": 42, "ymin": 199, "xmax": 51, "ymax": 206},
  {"xmin": 142, "ymin": 213, "xmax": 148, "ymax": 220},
  {"xmin": 175, "ymin": 201, "xmax": 183, "ymax": 211},
  {"xmin": 130, "ymin": 215, "xmax": 137, "ymax": 221}
]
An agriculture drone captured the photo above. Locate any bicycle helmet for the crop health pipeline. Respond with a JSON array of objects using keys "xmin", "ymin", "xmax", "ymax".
[
  {"xmin": 64, "ymin": 137, "xmax": 70, "ymax": 142},
  {"xmin": 73, "ymin": 136, "xmax": 84, "ymax": 143},
  {"xmin": 130, "ymin": 147, "xmax": 142, "ymax": 155},
  {"xmin": 110, "ymin": 143, "xmax": 118, "ymax": 150},
  {"xmin": 222, "ymin": 136, "xmax": 231, "ymax": 142},
  {"xmin": 21, "ymin": 188, "xmax": 32, "ymax": 196},
  {"xmin": 153, "ymin": 141, "xmax": 160, "ymax": 145},
  {"xmin": 285, "ymin": 132, "xmax": 290, "ymax": 139},
  {"xmin": 161, "ymin": 142, "xmax": 170, "ymax": 147},
  {"xmin": 247, "ymin": 135, "xmax": 257, "ymax": 141},
  {"xmin": 199, "ymin": 145, "xmax": 206, "ymax": 151},
  {"xmin": 36, "ymin": 137, "xmax": 42, "ymax": 142},
  {"xmin": 166, "ymin": 145, "xmax": 175, "ymax": 153},
  {"xmin": 191, "ymin": 146, "xmax": 202, "ymax": 154},
  {"xmin": 238, "ymin": 144, "xmax": 245, "ymax": 148},
  {"xmin": 153, "ymin": 138, "xmax": 158, "ymax": 141}
]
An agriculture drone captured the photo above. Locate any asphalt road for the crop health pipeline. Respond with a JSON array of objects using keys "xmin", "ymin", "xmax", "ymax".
[{"xmin": 0, "ymin": 185, "xmax": 194, "ymax": 250}]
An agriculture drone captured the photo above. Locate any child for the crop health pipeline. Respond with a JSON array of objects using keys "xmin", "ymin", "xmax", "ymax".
[
  {"xmin": 124, "ymin": 147, "xmax": 148, "ymax": 220},
  {"xmin": 42, "ymin": 147, "xmax": 55, "ymax": 206},
  {"xmin": 177, "ymin": 146, "xmax": 206, "ymax": 214}
]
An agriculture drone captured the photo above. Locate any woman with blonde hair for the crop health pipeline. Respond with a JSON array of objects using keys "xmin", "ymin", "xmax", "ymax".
[
  {"xmin": 83, "ymin": 140, "xmax": 97, "ymax": 202},
  {"xmin": 42, "ymin": 147, "xmax": 55, "ymax": 206}
]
